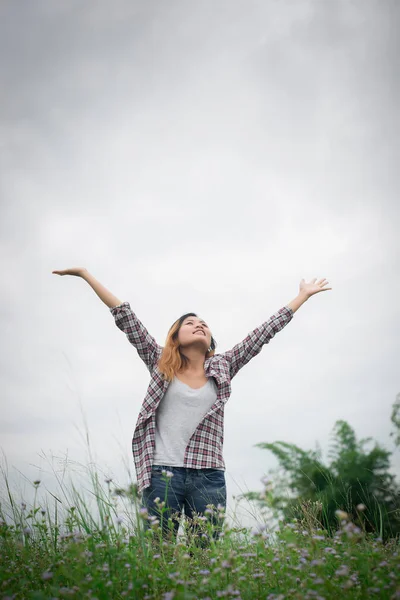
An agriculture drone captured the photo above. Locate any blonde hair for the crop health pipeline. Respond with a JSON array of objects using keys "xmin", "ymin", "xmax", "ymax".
[{"xmin": 157, "ymin": 312, "xmax": 217, "ymax": 382}]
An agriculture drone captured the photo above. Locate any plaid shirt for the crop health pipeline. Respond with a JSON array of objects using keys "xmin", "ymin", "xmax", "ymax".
[{"xmin": 110, "ymin": 302, "xmax": 294, "ymax": 494}]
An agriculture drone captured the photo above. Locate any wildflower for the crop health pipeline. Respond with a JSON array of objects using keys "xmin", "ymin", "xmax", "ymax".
[
  {"xmin": 162, "ymin": 469, "xmax": 174, "ymax": 478},
  {"xmin": 335, "ymin": 565, "xmax": 350, "ymax": 576},
  {"xmin": 340, "ymin": 522, "xmax": 362, "ymax": 539},
  {"xmin": 250, "ymin": 523, "xmax": 268, "ymax": 537},
  {"xmin": 41, "ymin": 571, "xmax": 53, "ymax": 580},
  {"xmin": 260, "ymin": 475, "xmax": 273, "ymax": 490},
  {"xmin": 356, "ymin": 503, "xmax": 366, "ymax": 511},
  {"xmin": 335, "ymin": 510, "xmax": 349, "ymax": 520},
  {"xmin": 310, "ymin": 559, "xmax": 324, "ymax": 566}
]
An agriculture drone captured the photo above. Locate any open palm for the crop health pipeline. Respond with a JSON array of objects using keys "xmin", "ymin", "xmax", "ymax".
[{"xmin": 300, "ymin": 277, "xmax": 332, "ymax": 298}]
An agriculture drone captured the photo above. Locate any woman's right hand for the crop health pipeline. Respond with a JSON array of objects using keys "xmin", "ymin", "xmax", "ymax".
[{"xmin": 52, "ymin": 267, "xmax": 87, "ymax": 277}]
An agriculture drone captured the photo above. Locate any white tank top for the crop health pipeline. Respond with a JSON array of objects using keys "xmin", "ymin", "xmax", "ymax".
[{"xmin": 153, "ymin": 375, "xmax": 219, "ymax": 467}]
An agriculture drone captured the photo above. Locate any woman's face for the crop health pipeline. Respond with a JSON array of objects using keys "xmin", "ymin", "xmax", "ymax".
[{"xmin": 177, "ymin": 315, "xmax": 212, "ymax": 353}]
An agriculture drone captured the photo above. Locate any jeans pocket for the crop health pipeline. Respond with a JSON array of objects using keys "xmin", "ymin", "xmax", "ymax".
[{"xmin": 202, "ymin": 469, "xmax": 225, "ymax": 485}]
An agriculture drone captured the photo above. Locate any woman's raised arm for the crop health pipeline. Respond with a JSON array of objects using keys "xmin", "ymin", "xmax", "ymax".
[
  {"xmin": 52, "ymin": 267, "xmax": 123, "ymax": 308},
  {"xmin": 223, "ymin": 277, "xmax": 332, "ymax": 379},
  {"xmin": 52, "ymin": 267, "xmax": 161, "ymax": 372}
]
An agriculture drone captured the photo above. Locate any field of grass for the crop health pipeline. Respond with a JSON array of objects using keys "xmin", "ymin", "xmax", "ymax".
[{"xmin": 1, "ymin": 460, "xmax": 399, "ymax": 600}]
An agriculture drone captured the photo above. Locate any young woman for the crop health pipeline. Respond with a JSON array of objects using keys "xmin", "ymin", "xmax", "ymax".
[{"xmin": 52, "ymin": 267, "xmax": 332, "ymax": 546}]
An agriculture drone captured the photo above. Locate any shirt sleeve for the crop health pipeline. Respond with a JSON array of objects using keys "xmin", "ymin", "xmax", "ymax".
[
  {"xmin": 221, "ymin": 306, "xmax": 294, "ymax": 380},
  {"xmin": 109, "ymin": 302, "xmax": 162, "ymax": 373}
]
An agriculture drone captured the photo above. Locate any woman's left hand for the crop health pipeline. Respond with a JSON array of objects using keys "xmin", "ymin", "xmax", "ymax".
[{"xmin": 300, "ymin": 278, "xmax": 332, "ymax": 298}]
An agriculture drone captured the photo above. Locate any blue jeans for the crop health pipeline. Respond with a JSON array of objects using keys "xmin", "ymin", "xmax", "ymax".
[{"xmin": 141, "ymin": 465, "xmax": 227, "ymax": 547}]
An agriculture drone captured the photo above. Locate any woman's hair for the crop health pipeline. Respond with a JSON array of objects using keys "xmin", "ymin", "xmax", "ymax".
[{"xmin": 157, "ymin": 312, "xmax": 217, "ymax": 382}]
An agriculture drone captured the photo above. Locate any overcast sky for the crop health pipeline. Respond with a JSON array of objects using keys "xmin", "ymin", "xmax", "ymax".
[{"xmin": 1, "ymin": 0, "xmax": 399, "ymax": 530}]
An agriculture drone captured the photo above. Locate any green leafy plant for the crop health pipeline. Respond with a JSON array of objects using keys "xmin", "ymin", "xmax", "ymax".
[{"xmin": 240, "ymin": 398, "xmax": 400, "ymax": 542}]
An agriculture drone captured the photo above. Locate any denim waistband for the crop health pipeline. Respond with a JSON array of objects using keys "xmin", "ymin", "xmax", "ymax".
[{"xmin": 152, "ymin": 464, "xmax": 224, "ymax": 472}]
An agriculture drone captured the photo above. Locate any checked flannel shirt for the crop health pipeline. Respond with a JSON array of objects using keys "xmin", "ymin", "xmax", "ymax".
[{"xmin": 110, "ymin": 301, "xmax": 294, "ymax": 494}]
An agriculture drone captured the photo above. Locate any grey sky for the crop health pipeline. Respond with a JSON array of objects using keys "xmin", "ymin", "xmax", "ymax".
[{"xmin": 1, "ymin": 0, "xmax": 399, "ymax": 529}]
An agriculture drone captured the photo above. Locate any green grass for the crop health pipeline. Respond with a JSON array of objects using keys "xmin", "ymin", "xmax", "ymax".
[{"xmin": 0, "ymin": 454, "xmax": 399, "ymax": 600}]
